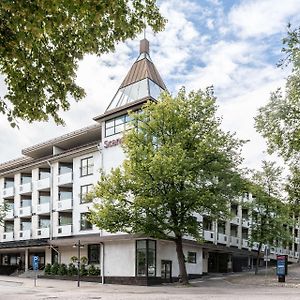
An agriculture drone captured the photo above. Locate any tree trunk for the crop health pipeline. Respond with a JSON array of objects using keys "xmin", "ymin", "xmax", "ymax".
[
  {"xmin": 174, "ymin": 235, "xmax": 189, "ymax": 284},
  {"xmin": 255, "ymin": 243, "xmax": 262, "ymax": 275}
]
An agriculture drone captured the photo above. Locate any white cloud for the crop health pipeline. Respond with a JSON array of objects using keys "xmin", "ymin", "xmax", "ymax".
[{"xmin": 229, "ymin": 0, "xmax": 300, "ymax": 38}]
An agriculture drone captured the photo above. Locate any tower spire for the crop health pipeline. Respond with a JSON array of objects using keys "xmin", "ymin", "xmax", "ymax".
[{"xmin": 140, "ymin": 38, "xmax": 149, "ymax": 54}]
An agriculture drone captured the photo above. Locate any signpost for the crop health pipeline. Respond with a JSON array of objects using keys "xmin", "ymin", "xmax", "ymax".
[
  {"xmin": 32, "ymin": 256, "xmax": 39, "ymax": 287},
  {"xmin": 277, "ymin": 255, "xmax": 288, "ymax": 282}
]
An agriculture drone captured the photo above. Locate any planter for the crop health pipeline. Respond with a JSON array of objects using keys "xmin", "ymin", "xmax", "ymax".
[{"xmin": 40, "ymin": 274, "xmax": 102, "ymax": 283}]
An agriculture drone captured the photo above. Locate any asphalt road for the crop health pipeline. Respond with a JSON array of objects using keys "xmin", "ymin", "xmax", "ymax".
[{"xmin": 1, "ymin": 266, "xmax": 300, "ymax": 300}]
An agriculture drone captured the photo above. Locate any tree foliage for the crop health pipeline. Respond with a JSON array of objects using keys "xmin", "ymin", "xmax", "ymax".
[
  {"xmin": 248, "ymin": 161, "xmax": 291, "ymax": 274},
  {"xmin": 0, "ymin": 0, "xmax": 166, "ymax": 126},
  {"xmin": 255, "ymin": 25, "xmax": 300, "ymax": 162},
  {"xmin": 89, "ymin": 88, "xmax": 245, "ymax": 283}
]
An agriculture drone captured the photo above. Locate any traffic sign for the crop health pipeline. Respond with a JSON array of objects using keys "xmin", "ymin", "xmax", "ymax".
[{"xmin": 32, "ymin": 256, "xmax": 39, "ymax": 271}]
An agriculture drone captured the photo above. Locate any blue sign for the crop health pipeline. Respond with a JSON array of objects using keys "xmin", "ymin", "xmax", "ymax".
[
  {"xmin": 32, "ymin": 256, "xmax": 39, "ymax": 271},
  {"xmin": 277, "ymin": 255, "xmax": 286, "ymax": 276}
]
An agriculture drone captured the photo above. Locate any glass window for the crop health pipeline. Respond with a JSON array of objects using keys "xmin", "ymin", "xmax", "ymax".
[
  {"xmin": 80, "ymin": 213, "xmax": 93, "ymax": 230},
  {"xmin": 59, "ymin": 163, "xmax": 73, "ymax": 175},
  {"xmin": 4, "ymin": 178, "xmax": 14, "ymax": 188},
  {"xmin": 39, "ymin": 168, "xmax": 50, "ymax": 180},
  {"xmin": 88, "ymin": 244, "xmax": 100, "ymax": 264},
  {"xmin": 59, "ymin": 213, "xmax": 72, "ymax": 226},
  {"xmin": 21, "ymin": 197, "xmax": 31, "ymax": 207},
  {"xmin": 136, "ymin": 240, "xmax": 156, "ymax": 277},
  {"xmin": 218, "ymin": 221, "xmax": 226, "ymax": 234},
  {"xmin": 21, "ymin": 174, "xmax": 32, "ymax": 185},
  {"xmin": 21, "ymin": 221, "xmax": 31, "ymax": 231},
  {"xmin": 39, "ymin": 218, "xmax": 50, "ymax": 228},
  {"xmin": 187, "ymin": 252, "xmax": 197, "ymax": 264},
  {"xmin": 80, "ymin": 184, "xmax": 93, "ymax": 203},
  {"xmin": 58, "ymin": 188, "xmax": 72, "ymax": 200},
  {"xmin": 39, "ymin": 191, "xmax": 50, "ymax": 204},
  {"xmin": 4, "ymin": 222, "xmax": 14, "ymax": 232},
  {"xmin": 80, "ymin": 157, "xmax": 94, "ymax": 177},
  {"xmin": 230, "ymin": 224, "xmax": 238, "ymax": 237},
  {"xmin": 203, "ymin": 217, "xmax": 212, "ymax": 231}
]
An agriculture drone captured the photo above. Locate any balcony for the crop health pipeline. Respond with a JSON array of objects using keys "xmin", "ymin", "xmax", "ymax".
[
  {"xmin": 2, "ymin": 231, "xmax": 14, "ymax": 242},
  {"xmin": 230, "ymin": 236, "xmax": 239, "ymax": 247},
  {"xmin": 57, "ymin": 224, "xmax": 72, "ymax": 237},
  {"xmin": 217, "ymin": 233, "xmax": 227, "ymax": 244},
  {"xmin": 18, "ymin": 182, "xmax": 32, "ymax": 194},
  {"xmin": 203, "ymin": 230, "xmax": 214, "ymax": 242},
  {"xmin": 295, "ymin": 237, "xmax": 300, "ymax": 244},
  {"xmin": 242, "ymin": 218, "xmax": 249, "ymax": 227},
  {"xmin": 57, "ymin": 172, "xmax": 73, "ymax": 186},
  {"xmin": 36, "ymin": 227, "xmax": 50, "ymax": 238},
  {"xmin": 242, "ymin": 239, "xmax": 248, "ymax": 248},
  {"xmin": 231, "ymin": 216, "xmax": 240, "ymax": 226},
  {"xmin": 2, "ymin": 186, "xmax": 14, "ymax": 198},
  {"xmin": 295, "ymin": 252, "xmax": 299, "ymax": 258},
  {"xmin": 56, "ymin": 198, "xmax": 72, "ymax": 211},
  {"xmin": 19, "ymin": 230, "xmax": 31, "ymax": 240},
  {"xmin": 4, "ymin": 208, "xmax": 14, "ymax": 219},
  {"xmin": 36, "ymin": 177, "xmax": 51, "ymax": 190},
  {"xmin": 19, "ymin": 206, "xmax": 32, "ymax": 217},
  {"xmin": 37, "ymin": 202, "xmax": 50, "ymax": 214}
]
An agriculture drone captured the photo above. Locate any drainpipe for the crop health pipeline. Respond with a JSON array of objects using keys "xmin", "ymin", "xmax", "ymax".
[{"xmin": 100, "ymin": 242, "xmax": 105, "ymax": 284}]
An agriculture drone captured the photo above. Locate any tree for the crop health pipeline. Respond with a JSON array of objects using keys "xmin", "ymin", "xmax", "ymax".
[
  {"xmin": 255, "ymin": 25, "xmax": 300, "ymax": 162},
  {"xmin": 88, "ymin": 88, "xmax": 245, "ymax": 284},
  {"xmin": 0, "ymin": 1, "xmax": 166, "ymax": 126},
  {"xmin": 248, "ymin": 161, "xmax": 291, "ymax": 275}
]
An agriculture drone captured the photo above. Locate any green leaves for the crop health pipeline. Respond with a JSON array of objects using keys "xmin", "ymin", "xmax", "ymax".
[
  {"xmin": 255, "ymin": 25, "xmax": 300, "ymax": 163},
  {"xmin": 0, "ymin": 0, "xmax": 166, "ymax": 126},
  {"xmin": 89, "ymin": 88, "xmax": 245, "ymax": 241}
]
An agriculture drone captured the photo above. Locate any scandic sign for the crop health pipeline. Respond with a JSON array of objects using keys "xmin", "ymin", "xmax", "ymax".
[{"xmin": 103, "ymin": 138, "xmax": 123, "ymax": 148}]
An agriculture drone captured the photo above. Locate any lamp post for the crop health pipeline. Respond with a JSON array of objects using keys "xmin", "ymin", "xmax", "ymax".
[{"xmin": 74, "ymin": 240, "xmax": 84, "ymax": 287}]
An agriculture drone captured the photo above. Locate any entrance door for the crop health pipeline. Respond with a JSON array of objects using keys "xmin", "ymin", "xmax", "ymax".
[{"xmin": 161, "ymin": 260, "xmax": 172, "ymax": 282}]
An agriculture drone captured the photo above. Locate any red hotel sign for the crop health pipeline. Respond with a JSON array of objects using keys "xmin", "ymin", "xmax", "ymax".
[{"xmin": 103, "ymin": 138, "xmax": 123, "ymax": 148}]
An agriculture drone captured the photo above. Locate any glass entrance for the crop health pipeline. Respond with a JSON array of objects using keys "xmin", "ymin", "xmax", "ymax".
[{"xmin": 161, "ymin": 260, "xmax": 172, "ymax": 282}]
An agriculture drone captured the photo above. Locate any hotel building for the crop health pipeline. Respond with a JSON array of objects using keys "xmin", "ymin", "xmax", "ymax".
[{"xmin": 0, "ymin": 39, "xmax": 298, "ymax": 285}]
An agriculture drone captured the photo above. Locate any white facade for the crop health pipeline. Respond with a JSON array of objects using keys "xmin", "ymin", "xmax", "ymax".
[{"xmin": 0, "ymin": 39, "xmax": 298, "ymax": 284}]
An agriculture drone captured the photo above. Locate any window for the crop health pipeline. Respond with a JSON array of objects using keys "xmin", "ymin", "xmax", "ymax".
[
  {"xmin": 218, "ymin": 221, "xmax": 226, "ymax": 234},
  {"xmin": 39, "ymin": 191, "xmax": 50, "ymax": 204},
  {"xmin": 21, "ymin": 196, "xmax": 31, "ymax": 207},
  {"xmin": 58, "ymin": 187, "xmax": 72, "ymax": 201},
  {"xmin": 59, "ymin": 163, "xmax": 73, "ymax": 175},
  {"xmin": 88, "ymin": 244, "xmax": 100, "ymax": 264},
  {"xmin": 80, "ymin": 184, "xmax": 93, "ymax": 203},
  {"xmin": 80, "ymin": 157, "xmax": 93, "ymax": 177},
  {"xmin": 187, "ymin": 252, "xmax": 197, "ymax": 264},
  {"xmin": 230, "ymin": 224, "xmax": 238, "ymax": 237},
  {"xmin": 231, "ymin": 204, "xmax": 238, "ymax": 216},
  {"xmin": 21, "ymin": 221, "xmax": 31, "ymax": 231},
  {"xmin": 39, "ymin": 218, "xmax": 50, "ymax": 228},
  {"xmin": 203, "ymin": 217, "xmax": 212, "ymax": 231},
  {"xmin": 39, "ymin": 168, "xmax": 50, "ymax": 180},
  {"xmin": 20, "ymin": 173, "xmax": 32, "ymax": 185},
  {"xmin": 136, "ymin": 239, "xmax": 156, "ymax": 277},
  {"xmin": 105, "ymin": 114, "xmax": 132, "ymax": 137},
  {"xmin": 4, "ymin": 222, "xmax": 14, "ymax": 232},
  {"xmin": 242, "ymin": 228, "xmax": 248, "ymax": 239},
  {"xmin": 59, "ymin": 213, "xmax": 72, "ymax": 226},
  {"xmin": 80, "ymin": 213, "xmax": 93, "ymax": 230},
  {"xmin": 4, "ymin": 178, "xmax": 14, "ymax": 188}
]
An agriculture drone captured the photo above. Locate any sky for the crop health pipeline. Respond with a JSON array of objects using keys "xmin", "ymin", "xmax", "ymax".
[{"xmin": 1, "ymin": 0, "xmax": 300, "ymax": 170}]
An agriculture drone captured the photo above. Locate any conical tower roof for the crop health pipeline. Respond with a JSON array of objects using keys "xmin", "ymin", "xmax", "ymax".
[{"xmin": 105, "ymin": 39, "xmax": 167, "ymax": 112}]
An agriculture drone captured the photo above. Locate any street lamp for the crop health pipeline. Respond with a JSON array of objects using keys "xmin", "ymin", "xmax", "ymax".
[{"xmin": 73, "ymin": 240, "xmax": 84, "ymax": 287}]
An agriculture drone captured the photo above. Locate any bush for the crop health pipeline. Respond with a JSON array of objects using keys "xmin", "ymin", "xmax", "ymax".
[
  {"xmin": 57, "ymin": 263, "xmax": 68, "ymax": 276},
  {"xmin": 68, "ymin": 263, "xmax": 77, "ymax": 276},
  {"xmin": 50, "ymin": 262, "xmax": 60, "ymax": 275},
  {"xmin": 81, "ymin": 256, "xmax": 88, "ymax": 265},
  {"xmin": 70, "ymin": 256, "xmax": 78, "ymax": 263},
  {"xmin": 80, "ymin": 264, "xmax": 88, "ymax": 276},
  {"xmin": 88, "ymin": 264, "xmax": 100, "ymax": 276},
  {"xmin": 44, "ymin": 263, "xmax": 51, "ymax": 275}
]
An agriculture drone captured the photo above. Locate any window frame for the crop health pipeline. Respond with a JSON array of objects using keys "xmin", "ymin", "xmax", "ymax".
[
  {"xmin": 135, "ymin": 239, "xmax": 156, "ymax": 277},
  {"xmin": 80, "ymin": 184, "xmax": 93, "ymax": 204},
  {"xmin": 88, "ymin": 244, "xmax": 100, "ymax": 264},
  {"xmin": 80, "ymin": 212, "xmax": 93, "ymax": 231},
  {"xmin": 80, "ymin": 156, "xmax": 94, "ymax": 177},
  {"xmin": 187, "ymin": 251, "xmax": 197, "ymax": 264}
]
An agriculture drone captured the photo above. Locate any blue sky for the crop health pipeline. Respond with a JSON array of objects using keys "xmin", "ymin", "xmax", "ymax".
[{"xmin": 1, "ymin": 0, "xmax": 300, "ymax": 170}]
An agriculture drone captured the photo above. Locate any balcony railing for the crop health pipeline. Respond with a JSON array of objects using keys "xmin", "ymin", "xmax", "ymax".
[
  {"xmin": 19, "ymin": 206, "xmax": 32, "ymax": 217},
  {"xmin": 36, "ymin": 177, "xmax": 51, "ymax": 190},
  {"xmin": 217, "ymin": 233, "xmax": 227, "ymax": 244},
  {"xmin": 19, "ymin": 229, "xmax": 31, "ymax": 240},
  {"xmin": 37, "ymin": 202, "xmax": 50, "ymax": 214},
  {"xmin": 203, "ymin": 230, "xmax": 214, "ymax": 242},
  {"xmin": 242, "ymin": 239, "xmax": 248, "ymax": 248},
  {"xmin": 57, "ymin": 224, "xmax": 72, "ymax": 236},
  {"xmin": 56, "ymin": 198, "xmax": 72, "ymax": 211},
  {"xmin": 4, "ymin": 208, "xmax": 14, "ymax": 219},
  {"xmin": 2, "ymin": 231, "xmax": 14, "ymax": 242},
  {"xmin": 57, "ymin": 172, "xmax": 73, "ymax": 186},
  {"xmin": 231, "ymin": 216, "xmax": 240, "ymax": 226},
  {"xmin": 2, "ymin": 186, "xmax": 14, "ymax": 198},
  {"xmin": 230, "ymin": 236, "xmax": 239, "ymax": 247},
  {"xmin": 36, "ymin": 227, "xmax": 50, "ymax": 238},
  {"xmin": 18, "ymin": 182, "xmax": 32, "ymax": 194}
]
